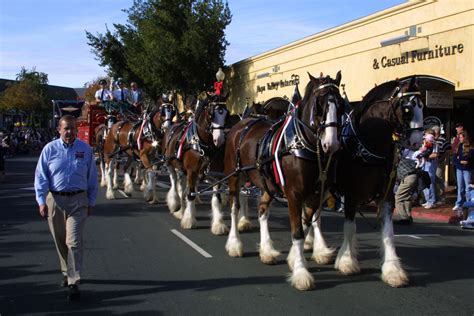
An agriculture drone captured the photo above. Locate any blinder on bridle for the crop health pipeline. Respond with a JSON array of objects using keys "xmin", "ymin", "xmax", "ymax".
[
  {"xmin": 309, "ymin": 82, "xmax": 343, "ymax": 132},
  {"xmin": 206, "ymin": 101, "xmax": 229, "ymax": 131},
  {"xmin": 160, "ymin": 103, "xmax": 176, "ymax": 122},
  {"xmin": 390, "ymin": 88, "xmax": 424, "ymax": 134}
]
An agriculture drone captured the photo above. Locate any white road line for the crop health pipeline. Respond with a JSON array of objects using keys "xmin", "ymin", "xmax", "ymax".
[
  {"xmin": 394, "ymin": 234, "xmax": 441, "ymax": 239},
  {"xmin": 171, "ymin": 229, "xmax": 212, "ymax": 258},
  {"xmin": 19, "ymin": 187, "xmax": 36, "ymax": 191},
  {"xmin": 118, "ymin": 190, "xmax": 129, "ymax": 198}
]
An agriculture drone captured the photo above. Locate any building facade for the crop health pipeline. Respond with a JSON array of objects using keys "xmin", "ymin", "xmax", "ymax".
[{"xmin": 226, "ymin": 0, "xmax": 473, "ymax": 138}]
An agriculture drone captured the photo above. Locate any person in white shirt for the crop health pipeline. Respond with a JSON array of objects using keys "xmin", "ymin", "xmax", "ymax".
[
  {"xmin": 113, "ymin": 79, "xmax": 129, "ymax": 102},
  {"xmin": 129, "ymin": 82, "xmax": 143, "ymax": 114},
  {"xmin": 94, "ymin": 79, "xmax": 113, "ymax": 102}
]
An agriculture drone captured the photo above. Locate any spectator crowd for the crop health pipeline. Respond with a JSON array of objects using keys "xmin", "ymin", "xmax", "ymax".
[{"xmin": 0, "ymin": 127, "xmax": 56, "ymax": 157}]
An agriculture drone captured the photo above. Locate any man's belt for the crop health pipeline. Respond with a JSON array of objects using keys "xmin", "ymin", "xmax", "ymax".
[{"xmin": 51, "ymin": 190, "xmax": 85, "ymax": 196}]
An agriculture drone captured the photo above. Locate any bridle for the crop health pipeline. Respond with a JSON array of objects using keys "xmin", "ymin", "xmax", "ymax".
[
  {"xmin": 160, "ymin": 103, "xmax": 176, "ymax": 124},
  {"xmin": 294, "ymin": 81, "xmax": 344, "ymax": 151},
  {"xmin": 310, "ymin": 83, "xmax": 343, "ymax": 131},
  {"xmin": 388, "ymin": 87, "xmax": 424, "ymax": 138},
  {"xmin": 204, "ymin": 100, "xmax": 229, "ymax": 132}
]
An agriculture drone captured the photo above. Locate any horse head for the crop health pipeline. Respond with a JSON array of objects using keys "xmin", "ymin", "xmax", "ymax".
[
  {"xmin": 304, "ymin": 71, "xmax": 345, "ymax": 153},
  {"xmin": 390, "ymin": 76, "xmax": 424, "ymax": 149},
  {"xmin": 159, "ymin": 102, "xmax": 177, "ymax": 130},
  {"xmin": 195, "ymin": 93, "xmax": 229, "ymax": 148}
]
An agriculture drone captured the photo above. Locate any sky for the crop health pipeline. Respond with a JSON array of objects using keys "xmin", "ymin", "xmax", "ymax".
[{"xmin": 0, "ymin": 0, "xmax": 405, "ymax": 88}]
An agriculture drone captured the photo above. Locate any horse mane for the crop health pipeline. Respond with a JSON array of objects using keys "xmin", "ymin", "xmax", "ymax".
[
  {"xmin": 351, "ymin": 80, "xmax": 400, "ymax": 116},
  {"xmin": 360, "ymin": 80, "xmax": 399, "ymax": 107},
  {"xmin": 194, "ymin": 97, "xmax": 207, "ymax": 121},
  {"xmin": 301, "ymin": 78, "xmax": 317, "ymax": 106}
]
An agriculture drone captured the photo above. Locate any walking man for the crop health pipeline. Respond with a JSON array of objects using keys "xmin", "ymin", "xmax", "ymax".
[{"xmin": 34, "ymin": 115, "xmax": 98, "ymax": 301}]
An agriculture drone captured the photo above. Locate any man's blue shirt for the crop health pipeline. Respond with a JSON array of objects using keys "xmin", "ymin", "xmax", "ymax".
[{"xmin": 35, "ymin": 138, "xmax": 98, "ymax": 206}]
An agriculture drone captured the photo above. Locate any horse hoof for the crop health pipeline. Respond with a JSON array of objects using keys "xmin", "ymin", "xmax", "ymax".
[
  {"xmin": 237, "ymin": 218, "xmax": 252, "ymax": 232},
  {"xmin": 336, "ymin": 256, "xmax": 360, "ymax": 275},
  {"xmin": 181, "ymin": 217, "xmax": 196, "ymax": 229},
  {"xmin": 312, "ymin": 248, "xmax": 335, "ymax": 265},
  {"xmin": 226, "ymin": 239, "xmax": 243, "ymax": 257},
  {"xmin": 260, "ymin": 254, "xmax": 278, "ymax": 265},
  {"xmin": 211, "ymin": 223, "xmax": 229, "ymax": 236},
  {"xmin": 259, "ymin": 245, "xmax": 280, "ymax": 265},
  {"xmin": 288, "ymin": 269, "xmax": 315, "ymax": 291},
  {"xmin": 382, "ymin": 263, "xmax": 409, "ymax": 287}
]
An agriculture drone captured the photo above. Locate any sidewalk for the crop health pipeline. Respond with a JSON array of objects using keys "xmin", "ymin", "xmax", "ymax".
[{"xmin": 409, "ymin": 186, "xmax": 461, "ymax": 224}]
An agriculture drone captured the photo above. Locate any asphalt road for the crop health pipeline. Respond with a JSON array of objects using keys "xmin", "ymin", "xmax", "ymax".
[{"xmin": 1, "ymin": 156, "xmax": 473, "ymax": 315}]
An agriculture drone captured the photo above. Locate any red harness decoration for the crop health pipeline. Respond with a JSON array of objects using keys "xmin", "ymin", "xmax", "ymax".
[{"xmin": 177, "ymin": 122, "xmax": 192, "ymax": 159}]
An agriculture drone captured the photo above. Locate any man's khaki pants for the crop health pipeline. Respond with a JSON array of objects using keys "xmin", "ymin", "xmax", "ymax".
[
  {"xmin": 435, "ymin": 160, "xmax": 446, "ymax": 201},
  {"xmin": 46, "ymin": 192, "xmax": 88, "ymax": 285},
  {"xmin": 395, "ymin": 174, "xmax": 418, "ymax": 220}
]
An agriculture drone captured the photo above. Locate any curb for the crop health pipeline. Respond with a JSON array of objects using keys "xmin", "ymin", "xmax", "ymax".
[{"xmin": 411, "ymin": 209, "xmax": 459, "ymax": 224}]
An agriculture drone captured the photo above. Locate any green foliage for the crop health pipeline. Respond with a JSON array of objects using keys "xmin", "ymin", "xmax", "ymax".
[
  {"xmin": 16, "ymin": 66, "xmax": 49, "ymax": 85},
  {"xmin": 0, "ymin": 67, "xmax": 50, "ymax": 114},
  {"xmin": 86, "ymin": 0, "xmax": 231, "ymax": 100}
]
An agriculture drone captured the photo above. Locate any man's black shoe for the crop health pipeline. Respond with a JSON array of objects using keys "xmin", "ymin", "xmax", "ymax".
[
  {"xmin": 68, "ymin": 285, "xmax": 81, "ymax": 301},
  {"xmin": 61, "ymin": 276, "xmax": 68, "ymax": 287},
  {"xmin": 395, "ymin": 217, "xmax": 413, "ymax": 225}
]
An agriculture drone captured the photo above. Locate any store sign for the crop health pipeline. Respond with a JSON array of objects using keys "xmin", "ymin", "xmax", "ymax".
[
  {"xmin": 373, "ymin": 43, "xmax": 464, "ymax": 70},
  {"xmin": 256, "ymin": 76, "xmax": 299, "ymax": 94},
  {"xmin": 426, "ymin": 91, "xmax": 453, "ymax": 109}
]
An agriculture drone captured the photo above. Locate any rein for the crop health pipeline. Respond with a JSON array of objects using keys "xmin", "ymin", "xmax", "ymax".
[{"xmin": 312, "ymin": 146, "xmax": 334, "ymax": 223}]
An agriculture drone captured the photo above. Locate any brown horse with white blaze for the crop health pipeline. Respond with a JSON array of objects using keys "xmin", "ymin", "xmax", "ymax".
[
  {"xmin": 162, "ymin": 94, "xmax": 230, "ymax": 234},
  {"xmin": 223, "ymin": 72, "xmax": 345, "ymax": 290},
  {"xmin": 102, "ymin": 104, "xmax": 176, "ymax": 202}
]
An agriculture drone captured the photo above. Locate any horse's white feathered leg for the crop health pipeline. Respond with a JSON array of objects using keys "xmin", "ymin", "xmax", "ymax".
[
  {"xmin": 335, "ymin": 219, "xmax": 360, "ymax": 275},
  {"xmin": 211, "ymin": 185, "xmax": 229, "ymax": 235},
  {"xmin": 181, "ymin": 178, "xmax": 198, "ymax": 229},
  {"xmin": 112, "ymin": 162, "xmax": 119, "ymax": 189},
  {"xmin": 166, "ymin": 166, "xmax": 181, "ymax": 215},
  {"xmin": 311, "ymin": 216, "xmax": 335, "ymax": 264},
  {"xmin": 380, "ymin": 202, "xmax": 409, "ymax": 287},
  {"xmin": 181, "ymin": 197, "xmax": 197, "ymax": 229},
  {"xmin": 134, "ymin": 163, "xmax": 143, "ymax": 184},
  {"xmin": 123, "ymin": 171, "xmax": 133, "ymax": 195},
  {"xmin": 105, "ymin": 160, "xmax": 115, "ymax": 200},
  {"xmin": 259, "ymin": 208, "xmax": 280, "ymax": 264},
  {"xmin": 144, "ymin": 169, "xmax": 158, "ymax": 204},
  {"xmin": 99, "ymin": 158, "xmax": 107, "ymax": 187},
  {"xmin": 238, "ymin": 194, "xmax": 252, "ymax": 231},
  {"xmin": 226, "ymin": 198, "xmax": 243, "ymax": 257},
  {"xmin": 303, "ymin": 212, "xmax": 314, "ymax": 251},
  {"xmin": 287, "ymin": 239, "xmax": 314, "ymax": 291}
]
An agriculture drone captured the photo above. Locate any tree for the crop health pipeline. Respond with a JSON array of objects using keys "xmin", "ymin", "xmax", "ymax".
[
  {"xmin": 86, "ymin": 0, "xmax": 231, "ymax": 100},
  {"xmin": 0, "ymin": 67, "xmax": 50, "ymax": 113}
]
